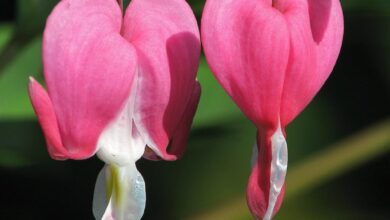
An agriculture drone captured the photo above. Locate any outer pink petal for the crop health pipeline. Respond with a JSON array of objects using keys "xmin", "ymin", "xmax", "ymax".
[
  {"xmin": 280, "ymin": 0, "xmax": 343, "ymax": 126},
  {"xmin": 122, "ymin": 0, "xmax": 201, "ymax": 160},
  {"xmin": 143, "ymin": 82, "xmax": 201, "ymax": 160},
  {"xmin": 28, "ymin": 78, "xmax": 67, "ymax": 160},
  {"xmin": 310, "ymin": 0, "xmax": 344, "ymax": 99},
  {"xmin": 166, "ymin": 82, "xmax": 201, "ymax": 159},
  {"xmin": 42, "ymin": 0, "xmax": 137, "ymax": 159},
  {"xmin": 202, "ymin": 0, "xmax": 290, "ymax": 129}
]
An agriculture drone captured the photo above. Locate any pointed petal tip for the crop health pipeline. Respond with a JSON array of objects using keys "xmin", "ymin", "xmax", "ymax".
[
  {"xmin": 28, "ymin": 80, "xmax": 92, "ymax": 160},
  {"xmin": 28, "ymin": 79, "xmax": 69, "ymax": 160},
  {"xmin": 143, "ymin": 145, "xmax": 178, "ymax": 161},
  {"xmin": 28, "ymin": 76, "xmax": 35, "ymax": 83},
  {"xmin": 28, "ymin": 76, "xmax": 41, "ymax": 94}
]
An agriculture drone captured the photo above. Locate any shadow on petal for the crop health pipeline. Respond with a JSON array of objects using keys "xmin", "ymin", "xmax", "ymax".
[{"xmin": 308, "ymin": 0, "xmax": 332, "ymax": 43}]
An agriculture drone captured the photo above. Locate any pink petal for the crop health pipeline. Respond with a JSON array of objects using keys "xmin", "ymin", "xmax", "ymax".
[
  {"xmin": 202, "ymin": 0, "xmax": 343, "ymax": 219},
  {"xmin": 122, "ymin": 0, "xmax": 201, "ymax": 160},
  {"xmin": 143, "ymin": 82, "xmax": 201, "ymax": 160},
  {"xmin": 279, "ymin": 0, "xmax": 343, "ymax": 126},
  {"xmin": 247, "ymin": 128, "xmax": 286, "ymax": 219},
  {"xmin": 28, "ymin": 77, "xmax": 67, "ymax": 160},
  {"xmin": 310, "ymin": 0, "xmax": 344, "ymax": 95},
  {"xmin": 164, "ymin": 82, "xmax": 201, "ymax": 159},
  {"xmin": 201, "ymin": 0, "xmax": 290, "ymax": 129},
  {"xmin": 42, "ymin": 0, "xmax": 137, "ymax": 159}
]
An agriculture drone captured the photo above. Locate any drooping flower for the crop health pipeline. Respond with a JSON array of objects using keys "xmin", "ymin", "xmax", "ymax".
[
  {"xmin": 28, "ymin": 0, "xmax": 200, "ymax": 219},
  {"xmin": 201, "ymin": 0, "xmax": 343, "ymax": 219}
]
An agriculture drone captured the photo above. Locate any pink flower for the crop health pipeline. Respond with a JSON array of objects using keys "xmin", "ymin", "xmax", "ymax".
[
  {"xmin": 201, "ymin": 0, "xmax": 343, "ymax": 219},
  {"xmin": 28, "ymin": 0, "xmax": 200, "ymax": 219}
]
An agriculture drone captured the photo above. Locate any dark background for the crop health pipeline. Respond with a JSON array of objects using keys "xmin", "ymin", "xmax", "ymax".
[{"xmin": 0, "ymin": 0, "xmax": 389, "ymax": 219}]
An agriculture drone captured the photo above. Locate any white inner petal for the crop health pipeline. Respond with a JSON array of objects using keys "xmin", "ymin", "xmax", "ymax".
[
  {"xmin": 93, "ymin": 164, "xmax": 146, "ymax": 220},
  {"xmin": 93, "ymin": 74, "xmax": 147, "ymax": 220},
  {"xmin": 263, "ymin": 124, "xmax": 288, "ymax": 220},
  {"xmin": 131, "ymin": 68, "xmax": 164, "ymax": 159},
  {"xmin": 96, "ymin": 74, "xmax": 145, "ymax": 166},
  {"xmin": 93, "ymin": 166, "xmax": 109, "ymax": 220}
]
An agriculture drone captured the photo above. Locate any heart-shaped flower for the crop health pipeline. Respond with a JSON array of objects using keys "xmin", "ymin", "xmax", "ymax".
[
  {"xmin": 28, "ymin": 0, "xmax": 200, "ymax": 219},
  {"xmin": 201, "ymin": 0, "xmax": 343, "ymax": 219}
]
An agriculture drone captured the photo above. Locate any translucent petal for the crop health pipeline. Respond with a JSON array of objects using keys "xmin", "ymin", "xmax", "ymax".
[
  {"xmin": 263, "ymin": 125, "xmax": 288, "ymax": 220},
  {"xmin": 93, "ymin": 164, "xmax": 146, "ymax": 220}
]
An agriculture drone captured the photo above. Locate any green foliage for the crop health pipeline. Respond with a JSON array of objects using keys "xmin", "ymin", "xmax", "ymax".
[
  {"xmin": 194, "ymin": 58, "xmax": 242, "ymax": 127},
  {"xmin": 15, "ymin": 0, "xmax": 57, "ymax": 39},
  {"xmin": 0, "ymin": 37, "xmax": 41, "ymax": 120},
  {"xmin": 0, "ymin": 24, "xmax": 13, "ymax": 51},
  {"xmin": 341, "ymin": 0, "xmax": 390, "ymax": 13}
]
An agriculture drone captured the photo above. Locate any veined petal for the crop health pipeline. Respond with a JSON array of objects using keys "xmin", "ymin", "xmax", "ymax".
[
  {"xmin": 279, "ymin": 0, "xmax": 343, "ymax": 126},
  {"xmin": 42, "ymin": 0, "xmax": 137, "ymax": 159},
  {"xmin": 202, "ymin": 0, "xmax": 290, "ymax": 129},
  {"xmin": 122, "ymin": 0, "xmax": 201, "ymax": 160}
]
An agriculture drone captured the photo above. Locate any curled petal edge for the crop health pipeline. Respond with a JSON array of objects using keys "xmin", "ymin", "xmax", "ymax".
[
  {"xmin": 28, "ymin": 77, "xmax": 67, "ymax": 160},
  {"xmin": 143, "ymin": 82, "xmax": 201, "ymax": 161}
]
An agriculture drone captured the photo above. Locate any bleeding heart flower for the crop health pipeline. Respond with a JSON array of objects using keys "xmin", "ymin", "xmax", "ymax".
[
  {"xmin": 201, "ymin": 0, "xmax": 343, "ymax": 219},
  {"xmin": 28, "ymin": 0, "xmax": 200, "ymax": 219}
]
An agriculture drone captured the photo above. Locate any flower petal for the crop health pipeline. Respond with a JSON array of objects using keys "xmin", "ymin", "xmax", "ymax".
[
  {"xmin": 122, "ymin": 0, "xmax": 201, "ymax": 160},
  {"xmin": 279, "ymin": 0, "xmax": 343, "ymax": 126},
  {"xmin": 93, "ymin": 164, "xmax": 146, "ymax": 220},
  {"xmin": 310, "ymin": 0, "xmax": 344, "ymax": 95},
  {"xmin": 202, "ymin": 0, "xmax": 290, "ymax": 129},
  {"xmin": 247, "ymin": 126, "xmax": 287, "ymax": 220},
  {"xmin": 96, "ymin": 76, "xmax": 146, "ymax": 166},
  {"xmin": 159, "ymin": 81, "xmax": 201, "ymax": 159},
  {"xmin": 42, "ymin": 0, "xmax": 137, "ymax": 159},
  {"xmin": 92, "ymin": 166, "xmax": 108, "ymax": 220},
  {"xmin": 28, "ymin": 77, "xmax": 67, "ymax": 160}
]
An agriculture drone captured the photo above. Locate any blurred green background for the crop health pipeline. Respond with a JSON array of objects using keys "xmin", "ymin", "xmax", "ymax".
[{"xmin": 0, "ymin": 0, "xmax": 389, "ymax": 219}]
